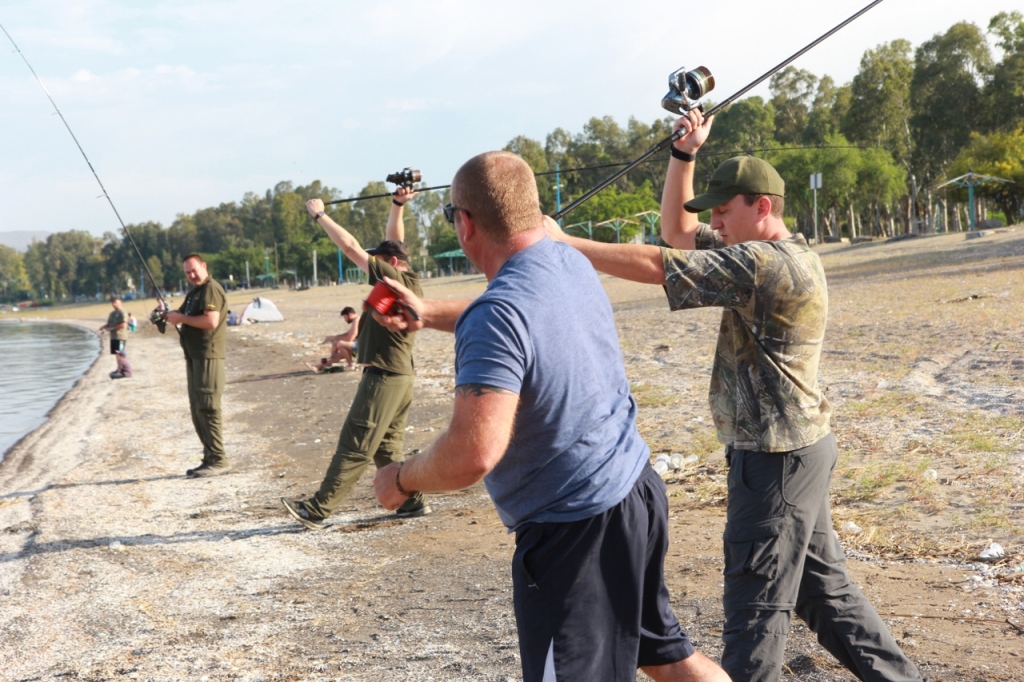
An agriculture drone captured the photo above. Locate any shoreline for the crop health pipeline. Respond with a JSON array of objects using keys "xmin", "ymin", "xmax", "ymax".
[
  {"xmin": 0, "ymin": 318, "xmax": 102, "ymax": 464},
  {"xmin": 0, "ymin": 319, "xmax": 109, "ymax": 532}
]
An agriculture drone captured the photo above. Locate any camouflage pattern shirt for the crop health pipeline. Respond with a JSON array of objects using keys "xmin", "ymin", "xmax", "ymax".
[{"xmin": 661, "ymin": 224, "xmax": 832, "ymax": 452}]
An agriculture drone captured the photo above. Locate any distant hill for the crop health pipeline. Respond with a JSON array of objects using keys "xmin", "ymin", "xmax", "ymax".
[{"xmin": 0, "ymin": 231, "xmax": 50, "ymax": 251}]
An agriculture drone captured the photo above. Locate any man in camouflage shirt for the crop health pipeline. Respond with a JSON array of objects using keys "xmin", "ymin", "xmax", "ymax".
[{"xmin": 549, "ymin": 111, "xmax": 924, "ymax": 682}]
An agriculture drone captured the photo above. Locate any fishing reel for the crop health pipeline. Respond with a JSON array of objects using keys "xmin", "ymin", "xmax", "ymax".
[
  {"xmin": 150, "ymin": 300, "xmax": 169, "ymax": 334},
  {"xmin": 661, "ymin": 66, "xmax": 715, "ymax": 115},
  {"xmin": 386, "ymin": 168, "xmax": 421, "ymax": 188}
]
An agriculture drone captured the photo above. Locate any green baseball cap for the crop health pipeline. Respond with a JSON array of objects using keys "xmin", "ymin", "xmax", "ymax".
[{"xmin": 684, "ymin": 156, "xmax": 785, "ymax": 213}]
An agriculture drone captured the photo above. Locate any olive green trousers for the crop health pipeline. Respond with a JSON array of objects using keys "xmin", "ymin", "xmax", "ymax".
[
  {"xmin": 185, "ymin": 357, "xmax": 226, "ymax": 468},
  {"xmin": 305, "ymin": 369, "xmax": 414, "ymax": 520}
]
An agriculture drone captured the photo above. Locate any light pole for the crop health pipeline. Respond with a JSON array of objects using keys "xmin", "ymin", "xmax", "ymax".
[
  {"xmin": 553, "ymin": 162, "xmax": 564, "ymax": 226},
  {"xmin": 810, "ymin": 172, "xmax": 822, "ymax": 243},
  {"xmin": 635, "ymin": 211, "xmax": 661, "ymax": 244}
]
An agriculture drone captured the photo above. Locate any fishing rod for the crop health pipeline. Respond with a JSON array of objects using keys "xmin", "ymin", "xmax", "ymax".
[
  {"xmin": 1, "ymin": 22, "xmax": 172, "ymax": 325},
  {"xmin": 322, "ymin": 145, "xmax": 887, "ymax": 207},
  {"xmin": 325, "ymin": 184, "xmax": 452, "ymax": 205},
  {"xmin": 551, "ymin": 0, "xmax": 887, "ymax": 221},
  {"xmin": 323, "ymin": 144, "xmax": 887, "ymax": 207}
]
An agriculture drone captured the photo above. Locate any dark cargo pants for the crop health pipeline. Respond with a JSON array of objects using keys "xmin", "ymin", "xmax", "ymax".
[
  {"xmin": 305, "ymin": 368, "xmax": 416, "ymax": 520},
  {"xmin": 722, "ymin": 432, "xmax": 922, "ymax": 682},
  {"xmin": 185, "ymin": 357, "xmax": 226, "ymax": 468}
]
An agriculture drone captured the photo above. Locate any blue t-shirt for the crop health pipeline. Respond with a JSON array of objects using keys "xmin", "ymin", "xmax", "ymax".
[{"xmin": 454, "ymin": 238, "xmax": 649, "ymax": 530}]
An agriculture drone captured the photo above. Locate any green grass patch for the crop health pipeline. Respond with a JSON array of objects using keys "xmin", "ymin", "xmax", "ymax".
[
  {"xmin": 630, "ymin": 382, "xmax": 679, "ymax": 408},
  {"xmin": 844, "ymin": 391, "xmax": 923, "ymax": 419}
]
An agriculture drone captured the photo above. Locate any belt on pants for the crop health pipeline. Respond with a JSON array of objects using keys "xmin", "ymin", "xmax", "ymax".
[{"xmin": 363, "ymin": 365, "xmax": 402, "ymax": 377}]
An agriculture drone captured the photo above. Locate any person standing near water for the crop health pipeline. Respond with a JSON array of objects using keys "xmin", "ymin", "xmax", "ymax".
[
  {"xmin": 98, "ymin": 297, "xmax": 127, "ymax": 373},
  {"xmin": 164, "ymin": 254, "xmax": 229, "ymax": 478}
]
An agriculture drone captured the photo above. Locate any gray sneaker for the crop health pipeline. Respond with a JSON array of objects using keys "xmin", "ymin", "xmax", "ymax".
[
  {"xmin": 281, "ymin": 498, "xmax": 326, "ymax": 530},
  {"xmin": 395, "ymin": 494, "xmax": 431, "ymax": 519}
]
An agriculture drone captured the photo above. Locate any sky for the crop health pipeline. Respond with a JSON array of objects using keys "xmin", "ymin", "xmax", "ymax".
[{"xmin": 0, "ymin": 0, "xmax": 1017, "ymax": 238}]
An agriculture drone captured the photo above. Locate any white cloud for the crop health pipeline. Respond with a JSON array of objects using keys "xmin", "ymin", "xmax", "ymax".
[
  {"xmin": 154, "ymin": 64, "xmax": 197, "ymax": 79},
  {"xmin": 71, "ymin": 69, "xmax": 100, "ymax": 83}
]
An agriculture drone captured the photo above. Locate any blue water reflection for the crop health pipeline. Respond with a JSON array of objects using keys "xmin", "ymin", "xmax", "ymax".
[{"xmin": 0, "ymin": 321, "xmax": 99, "ymax": 459}]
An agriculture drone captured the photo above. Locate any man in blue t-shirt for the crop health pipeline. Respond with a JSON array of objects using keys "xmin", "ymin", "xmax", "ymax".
[{"xmin": 371, "ymin": 151, "xmax": 729, "ymax": 682}]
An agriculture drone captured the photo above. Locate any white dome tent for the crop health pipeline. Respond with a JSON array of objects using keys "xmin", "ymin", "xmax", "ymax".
[{"xmin": 238, "ymin": 297, "xmax": 284, "ymax": 324}]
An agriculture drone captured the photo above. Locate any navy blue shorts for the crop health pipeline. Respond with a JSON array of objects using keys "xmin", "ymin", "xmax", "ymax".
[
  {"xmin": 109, "ymin": 339, "xmax": 125, "ymax": 355},
  {"xmin": 511, "ymin": 464, "xmax": 695, "ymax": 681}
]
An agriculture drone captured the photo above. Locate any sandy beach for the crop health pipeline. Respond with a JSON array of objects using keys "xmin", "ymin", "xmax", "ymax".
[{"xmin": 1, "ymin": 230, "xmax": 1023, "ymax": 680}]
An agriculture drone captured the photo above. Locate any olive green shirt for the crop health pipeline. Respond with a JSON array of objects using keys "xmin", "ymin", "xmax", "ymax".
[
  {"xmin": 177, "ymin": 277, "xmax": 228, "ymax": 360},
  {"xmin": 357, "ymin": 257, "xmax": 421, "ymax": 375},
  {"xmin": 105, "ymin": 309, "xmax": 126, "ymax": 341},
  {"xmin": 662, "ymin": 225, "xmax": 832, "ymax": 452}
]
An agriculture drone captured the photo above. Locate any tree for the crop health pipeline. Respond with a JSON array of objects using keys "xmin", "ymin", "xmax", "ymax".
[
  {"xmin": 505, "ymin": 135, "xmax": 555, "ymax": 213},
  {"xmin": 910, "ymin": 23, "xmax": 993, "ymax": 182},
  {"xmin": 843, "ymin": 40, "xmax": 914, "ymax": 169},
  {"xmin": 945, "ymin": 126, "xmax": 1024, "ymax": 225},
  {"xmin": 0, "ymin": 245, "xmax": 29, "ymax": 301},
  {"xmin": 803, "ymin": 76, "xmax": 850, "ymax": 145},
  {"xmin": 983, "ymin": 11, "xmax": 1024, "ymax": 133},
  {"xmin": 770, "ymin": 67, "xmax": 819, "ymax": 145},
  {"xmin": 701, "ymin": 96, "xmax": 776, "ymax": 156},
  {"xmin": 574, "ymin": 181, "xmax": 659, "ymax": 241}
]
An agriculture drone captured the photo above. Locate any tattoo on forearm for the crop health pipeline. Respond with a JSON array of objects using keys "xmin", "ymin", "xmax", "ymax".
[{"xmin": 455, "ymin": 384, "xmax": 516, "ymax": 398}]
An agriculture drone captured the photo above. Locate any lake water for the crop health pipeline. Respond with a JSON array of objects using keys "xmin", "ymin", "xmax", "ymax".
[{"xmin": 0, "ymin": 321, "xmax": 99, "ymax": 461}]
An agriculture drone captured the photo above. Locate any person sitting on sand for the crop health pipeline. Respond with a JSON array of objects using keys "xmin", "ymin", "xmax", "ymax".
[
  {"xmin": 305, "ymin": 306, "xmax": 359, "ymax": 373},
  {"xmin": 109, "ymin": 349, "xmax": 132, "ymax": 379}
]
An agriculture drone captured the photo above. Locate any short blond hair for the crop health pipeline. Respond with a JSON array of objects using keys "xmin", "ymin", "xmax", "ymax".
[{"xmin": 452, "ymin": 151, "xmax": 541, "ymax": 241}]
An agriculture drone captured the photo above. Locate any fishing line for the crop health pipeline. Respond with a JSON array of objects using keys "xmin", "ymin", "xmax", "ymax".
[{"xmin": 1, "ymin": 23, "xmax": 167, "ymax": 306}]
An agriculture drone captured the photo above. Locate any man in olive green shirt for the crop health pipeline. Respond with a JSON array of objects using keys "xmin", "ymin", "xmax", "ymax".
[
  {"xmin": 549, "ymin": 111, "xmax": 923, "ymax": 682},
  {"xmin": 281, "ymin": 186, "xmax": 428, "ymax": 530},
  {"xmin": 165, "ymin": 254, "xmax": 229, "ymax": 478}
]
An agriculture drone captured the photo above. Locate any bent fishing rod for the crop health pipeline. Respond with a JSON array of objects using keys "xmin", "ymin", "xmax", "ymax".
[
  {"xmin": 1, "ymin": 23, "xmax": 169, "ymax": 311},
  {"xmin": 551, "ymin": 0, "xmax": 886, "ymax": 221}
]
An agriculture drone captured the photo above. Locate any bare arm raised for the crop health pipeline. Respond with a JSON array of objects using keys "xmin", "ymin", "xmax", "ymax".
[
  {"xmin": 661, "ymin": 109, "xmax": 714, "ymax": 250},
  {"xmin": 386, "ymin": 185, "xmax": 417, "ymax": 243},
  {"xmin": 307, "ymin": 198, "xmax": 371, "ymax": 273}
]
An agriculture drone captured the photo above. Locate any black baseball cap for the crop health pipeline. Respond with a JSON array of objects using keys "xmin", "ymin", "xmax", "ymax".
[
  {"xmin": 365, "ymin": 240, "xmax": 409, "ymax": 261},
  {"xmin": 684, "ymin": 156, "xmax": 785, "ymax": 213}
]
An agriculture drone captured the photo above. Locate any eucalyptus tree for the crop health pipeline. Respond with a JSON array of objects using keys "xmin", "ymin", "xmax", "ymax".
[
  {"xmin": 769, "ymin": 67, "xmax": 820, "ymax": 145},
  {"xmin": 843, "ymin": 39, "xmax": 914, "ymax": 170},
  {"xmin": 803, "ymin": 76, "xmax": 851, "ymax": 145},
  {"xmin": 910, "ymin": 22, "xmax": 992, "ymax": 182},
  {"xmin": 983, "ymin": 11, "xmax": 1024, "ymax": 133}
]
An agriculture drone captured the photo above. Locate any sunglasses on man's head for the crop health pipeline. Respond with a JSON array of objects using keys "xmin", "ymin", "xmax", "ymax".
[{"xmin": 443, "ymin": 203, "xmax": 471, "ymax": 224}]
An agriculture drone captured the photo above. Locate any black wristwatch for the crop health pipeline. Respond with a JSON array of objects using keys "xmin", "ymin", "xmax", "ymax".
[{"xmin": 314, "ymin": 210, "xmax": 325, "ymax": 220}]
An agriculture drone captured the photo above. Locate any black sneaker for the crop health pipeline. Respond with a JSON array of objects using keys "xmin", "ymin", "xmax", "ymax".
[
  {"xmin": 186, "ymin": 463, "xmax": 230, "ymax": 478},
  {"xmin": 281, "ymin": 498, "xmax": 326, "ymax": 530},
  {"xmin": 395, "ymin": 494, "xmax": 431, "ymax": 519}
]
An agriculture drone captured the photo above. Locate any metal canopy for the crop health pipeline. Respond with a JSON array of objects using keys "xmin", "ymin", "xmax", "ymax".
[{"xmin": 932, "ymin": 171, "xmax": 1013, "ymax": 231}]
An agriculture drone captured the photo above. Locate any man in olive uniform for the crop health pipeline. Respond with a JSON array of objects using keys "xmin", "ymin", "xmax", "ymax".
[
  {"xmin": 99, "ymin": 296, "xmax": 127, "ymax": 371},
  {"xmin": 549, "ymin": 111, "xmax": 924, "ymax": 682},
  {"xmin": 165, "ymin": 254, "xmax": 229, "ymax": 478},
  {"xmin": 281, "ymin": 186, "xmax": 428, "ymax": 529}
]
